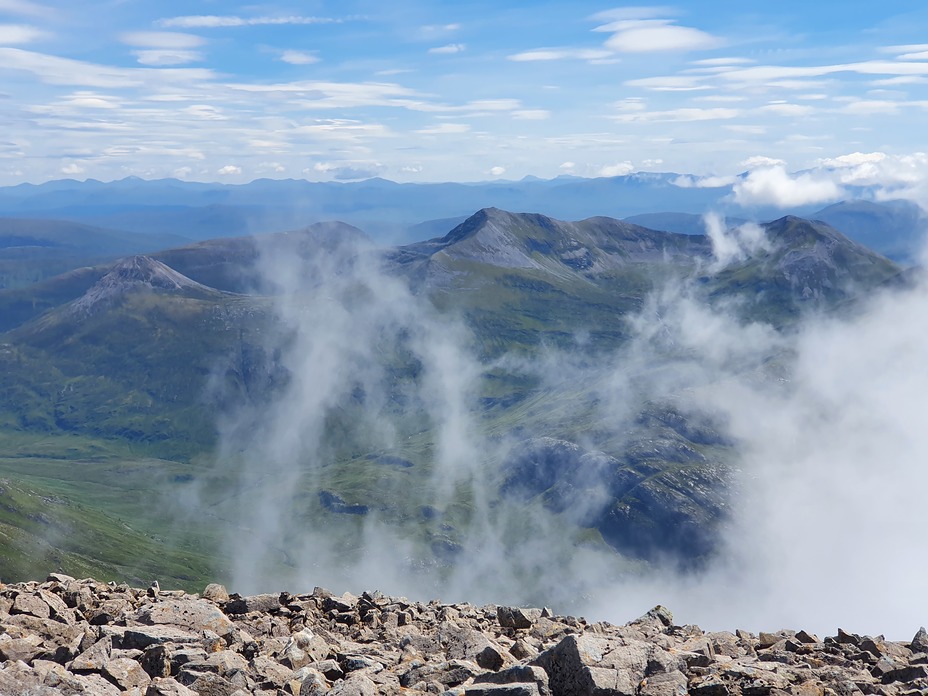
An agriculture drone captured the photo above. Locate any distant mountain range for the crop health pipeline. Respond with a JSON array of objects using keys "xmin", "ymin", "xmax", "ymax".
[
  {"xmin": 0, "ymin": 176, "xmax": 923, "ymax": 261},
  {"xmin": 0, "ymin": 207, "xmax": 904, "ymax": 585}
]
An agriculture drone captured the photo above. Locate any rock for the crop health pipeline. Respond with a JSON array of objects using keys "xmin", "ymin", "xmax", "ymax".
[
  {"xmin": 0, "ymin": 576, "xmax": 922, "ymax": 696},
  {"xmin": 12, "ymin": 592, "xmax": 52, "ymax": 620},
  {"xmin": 329, "ymin": 673, "xmax": 377, "ymax": 696},
  {"xmin": 498, "ymin": 606, "xmax": 543, "ymax": 630},
  {"xmin": 473, "ymin": 664, "xmax": 551, "ymax": 696},
  {"xmin": 203, "ymin": 584, "xmax": 230, "ymax": 604},
  {"xmin": 136, "ymin": 598, "xmax": 234, "ymax": 637},
  {"xmin": 532, "ymin": 634, "xmax": 653, "ymax": 696},
  {"xmin": 0, "ymin": 635, "xmax": 44, "ymax": 663},
  {"xmin": 123, "ymin": 624, "xmax": 202, "ymax": 649},
  {"xmin": 104, "ymin": 657, "xmax": 153, "ymax": 690},
  {"xmin": 466, "ymin": 684, "xmax": 542, "ymax": 696},
  {"xmin": 911, "ymin": 628, "xmax": 928, "ymax": 654},
  {"xmin": 224, "ymin": 593, "xmax": 281, "ymax": 615},
  {"xmin": 147, "ymin": 678, "xmax": 199, "ymax": 696},
  {"xmin": 69, "ymin": 636, "xmax": 113, "ymax": 671}
]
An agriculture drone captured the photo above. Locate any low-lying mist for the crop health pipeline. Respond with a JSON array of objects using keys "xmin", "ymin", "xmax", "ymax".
[{"xmin": 195, "ymin": 215, "xmax": 928, "ymax": 640}]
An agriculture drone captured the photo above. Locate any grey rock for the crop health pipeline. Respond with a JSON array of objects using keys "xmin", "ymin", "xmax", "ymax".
[
  {"xmin": 104, "ymin": 657, "xmax": 153, "ymax": 690},
  {"xmin": 202, "ymin": 584, "xmax": 230, "ymax": 604},
  {"xmin": 146, "ymin": 677, "xmax": 199, "ymax": 696},
  {"xmin": 69, "ymin": 636, "xmax": 113, "ymax": 671},
  {"xmin": 224, "ymin": 593, "xmax": 282, "ymax": 614},
  {"xmin": 135, "ymin": 598, "xmax": 234, "ymax": 637},
  {"xmin": 123, "ymin": 624, "xmax": 201, "ymax": 649},
  {"xmin": 466, "ymin": 684, "xmax": 542, "ymax": 696},
  {"xmin": 12, "ymin": 592, "xmax": 52, "ymax": 620},
  {"xmin": 0, "ymin": 635, "xmax": 44, "ymax": 663},
  {"xmin": 911, "ymin": 628, "xmax": 928, "ymax": 654},
  {"xmin": 498, "ymin": 607, "xmax": 543, "ymax": 630},
  {"xmin": 329, "ymin": 673, "xmax": 377, "ymax": 696},
  {"xmin": 532, "ymin": 634, "xmax": 653, "ymax": 696}
]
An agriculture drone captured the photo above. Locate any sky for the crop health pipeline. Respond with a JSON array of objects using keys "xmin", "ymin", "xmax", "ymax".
[{"xmin": 2, "ymin": 1, "xmax": 928, "ymax": 185}]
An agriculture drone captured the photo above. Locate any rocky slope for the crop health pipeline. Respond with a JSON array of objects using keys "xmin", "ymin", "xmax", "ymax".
[{"xmin": 1, "ymin": 575, "xmax": 926, "ymax": 696}]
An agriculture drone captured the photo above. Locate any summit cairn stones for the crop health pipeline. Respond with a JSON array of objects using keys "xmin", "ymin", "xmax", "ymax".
[{"xmin": 0, "ymin": 577, "xmax": 924, "ymax": 696}]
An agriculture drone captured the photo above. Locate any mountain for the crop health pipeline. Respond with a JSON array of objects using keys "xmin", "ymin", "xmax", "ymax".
[
  {"xmin": 812, "ymin": 199, "xmax": 925, "ymax": 263},
  {"xmin": 0, "ymin": 208, "xmax": 904, "ymax": 587},
  {"xmin": 1, "ymin": 256, "xmax": 275, "ymax": 455},
  {"xmin": 0, "ymin": 217, "xmax": 191, "ymax": 289}
]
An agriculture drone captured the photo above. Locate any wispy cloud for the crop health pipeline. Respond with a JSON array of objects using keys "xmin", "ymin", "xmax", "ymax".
[
  {"xmin": 0, "ymin": 0, "xmax": 52, "ymax": 18},
  {"xmin": 416, "ymin": 123, "xmax": 470, "ymax": 135},
  {"xmin": 508, "ymin": 48, "xmax": 612, "ymax": 62},
  {"xmin": 613, "ymin": 106, "xmax": 741, "ymax": 122},
  {"xmin": 0, "ymin": 23, "xmax": 47, "ymax": 44},
  {"xmin": 279, "ymin": 50, "xmax": 318, "ymax": 65},
  {"xmin": 596, "ymin": 19, "xmax": 723, "ymax": 53},
  {"xmin": 120, "ymin": 32, "xmax": 205, "ymax": 49},
  {"xmin": 0, "ymin": 47, "xmax": 215, "ymax": 87},
  {"xmin": 158, "ymin": 15, "xmax": 345, "ymax": 29},
  {"xmin": 428, "ymin": 43, "xmax": 465, "ymax": 55}
]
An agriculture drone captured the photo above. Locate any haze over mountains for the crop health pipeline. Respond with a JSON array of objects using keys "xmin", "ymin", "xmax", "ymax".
[
  {"xmin": 1, "ymin": 183, "xmax": 925, "ymax": 637},
  {"xmin": 0, "ymin": 175, "xmax": 924, "ymax": 261}
]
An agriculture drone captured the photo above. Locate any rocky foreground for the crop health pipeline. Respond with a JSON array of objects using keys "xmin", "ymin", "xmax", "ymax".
[{"xmin": 0, "ymin": 575, "xmax": 926, "ymax": 696}]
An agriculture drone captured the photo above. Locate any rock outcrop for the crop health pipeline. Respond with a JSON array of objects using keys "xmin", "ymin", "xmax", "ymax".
[{"xmin": 0, "ymin": 574, "xmax": 926, "ymax": 696}]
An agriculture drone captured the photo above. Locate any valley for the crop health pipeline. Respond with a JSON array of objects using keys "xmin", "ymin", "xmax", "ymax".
[{"xmin": 0, "ymin": 202, "xmax": 908, "ymax": 603}]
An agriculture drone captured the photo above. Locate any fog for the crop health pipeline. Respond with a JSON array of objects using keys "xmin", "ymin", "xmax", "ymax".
[{"xmin": 203, "ymin": 212, "xmax": 928, "ymax": 641}]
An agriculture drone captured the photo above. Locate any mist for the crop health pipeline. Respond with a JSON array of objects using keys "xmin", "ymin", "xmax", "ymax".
[{"xmin": 199, "ymin": 210, "xmax": 928, "ymax": 641}]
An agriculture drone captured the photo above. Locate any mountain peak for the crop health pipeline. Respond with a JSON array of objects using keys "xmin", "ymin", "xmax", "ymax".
[{"xmin": 69, "ymin": 255, "xmax": 216, "ymax": 315}]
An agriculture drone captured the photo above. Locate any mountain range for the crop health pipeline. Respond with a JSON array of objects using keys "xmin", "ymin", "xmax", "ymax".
[
  {"xmin": 0, "ymin": 176, "xmax": 923, "ymax": 260},
  {"xmin": 0, "ymin": 204, "xmax": 909, "ymax": 592}
]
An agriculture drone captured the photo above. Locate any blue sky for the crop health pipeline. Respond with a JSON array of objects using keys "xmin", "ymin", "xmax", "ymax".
[{"xmin": 2, "ymin": 0, "xmax": 928, "ymax": 187}]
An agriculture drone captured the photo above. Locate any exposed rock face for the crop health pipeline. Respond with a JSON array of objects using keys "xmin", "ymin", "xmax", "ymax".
[{"xmin": 1, "ymin": 574, "xmax": 926, "ymax": 696}]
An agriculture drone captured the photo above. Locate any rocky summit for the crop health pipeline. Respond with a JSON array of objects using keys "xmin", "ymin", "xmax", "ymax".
[{"xmin": 0, "ymin": 575, "xmax": 926, "ymax": 696}]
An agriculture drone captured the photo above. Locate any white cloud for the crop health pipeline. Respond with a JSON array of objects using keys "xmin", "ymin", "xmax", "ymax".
[
  {"xmin": 133, "ymin": 50, "xmax": 202, "ymax": 66},
  {"xmin": 590, "ymin": 6, "xmax": 676, "ymax": 22},
  {"xmin": 183, "ymin": 104, "xmax": 226, "ymax": 120},
  {"xmin": 613, "ymin": 107, "xmax": 740, "ymax": 123},
  {"xmin": 217, "ymin": 164, "xmax": 242, "ymax": 175},
  {"xmin": 732, "ymin": 165, "xmax": 843, "ymax": 208},
  {"xmin": 820, "ymin": 152, "xmax": 886, "ymax": 168},
  {"xmin": 429, "ymin": 43, "xmax": 465, "ymax": 55},
  {"xmin": 158, "ymin": 15, "xmax": 343, "ymax": 28},
  {"xmin": 598, "ymin": 161, "xmax": 634, "ymax": 177},
  {"xmin": 759, "ymin": 103, "xmax": 813, "ymax": 116},
  {"xmin": 672, "ymin": 174, "xmax": 737, "ymax": 188},
  {"xmin": 624, "ymin": 75, "xmax": 709, "ymax": 91},
  {"xmin": 742, "ymin": 155, "xmax": 786, "ymax": 169},
  {"xmin": 703, "ymin": 211, "xmax": 770, "ymax": 268},
  {"xmin": 512, "ymin": 109, "xmax": 549, "ymax": 120},
  {"xmin": 841, "ymin": 99, "xmax": 900, "ymax": 115},
  {"xmin": 0, "ymin": 0, "xmax": 51, "ymax": 18},
  {"xmin": 173, "ymin": 166, "xmax": 192, "ymax": 178},
  {"xmin": 0, "ymin": 47, "xmax": 215, "ymax": 87},
  {"xmin": 897, "ymin": 50, "xmax": 928, "ymax": 61},
  {"xmin": 415, "ymin": 123, "xmax": 470, "ymax": 135},
  {"xmin": 489, "ymin": 166, "xmax": 505, "ymax": 176},
  {"xmin": 60, "ymin": 162, "xmax": 84, "ymax": 175},
  {"xmin": 280, "ymin": 50, "xmax": 318, "ymax": 65},
  {"xmin": 508, "ymin": 48, "xmax": 612, "ymax": 62},
  {"xmin": 0, "ymin": 23, "xmax": 46, "ymax": 44},
  {"xmin": 871, "ymin": 76, "xmax": 928, "ymax": 86},
  {"xmin": 690, "ymin": 57, "xmax": 754, "ymax": 66},
  {"xmin": 120, "ymin": 32, "xmax": 205, "ymax": 49},
  {"xmin": 599, "ymin": 19, "xmax": 723, "ymax": 53},
  {"xmin": 559, "ymin": 161, "xmax": 576, "ymax": 171}
]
